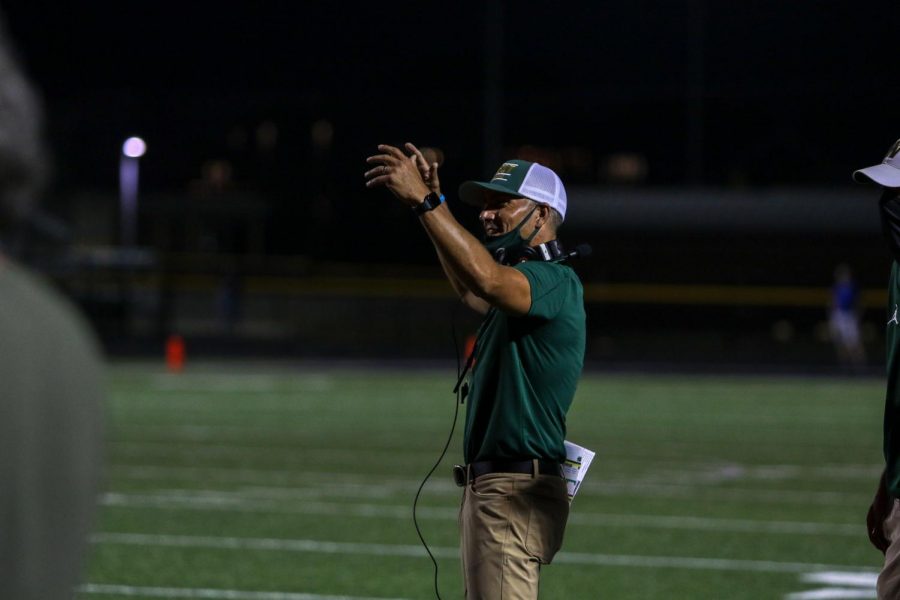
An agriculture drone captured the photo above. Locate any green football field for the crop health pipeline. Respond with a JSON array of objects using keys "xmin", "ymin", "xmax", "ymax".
[{"xmin": 78, "ymin": 362, "xmax": 888, "ymax": 599}]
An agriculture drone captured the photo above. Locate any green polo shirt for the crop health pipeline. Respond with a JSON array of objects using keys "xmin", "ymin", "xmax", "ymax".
[
  {"xmin": 463, "ymin": 260, "xmax": 586, "ymax": 464},
  {"xmin": 886, "ymin": 262, "xmax": 900, "ymax": 497}
]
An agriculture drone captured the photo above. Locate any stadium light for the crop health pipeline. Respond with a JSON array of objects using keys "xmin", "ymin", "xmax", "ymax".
[
  {"xmin": 119, "ymin": 136, "xmax": 146, "ymax": 246},
  {"xmin": 122, "ymin": 136, "xmax": 146, "ymax": 158}
]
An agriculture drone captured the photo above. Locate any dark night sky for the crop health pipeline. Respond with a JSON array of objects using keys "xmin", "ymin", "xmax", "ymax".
[{"xmin": 1, "ymin": 1, "xmax": 899, "ymax": 257}]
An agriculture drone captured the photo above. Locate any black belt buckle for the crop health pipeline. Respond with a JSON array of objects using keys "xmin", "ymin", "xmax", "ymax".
[{"xmin": 452, "ymin": 464, "xmax": 467, "ymax": 487}]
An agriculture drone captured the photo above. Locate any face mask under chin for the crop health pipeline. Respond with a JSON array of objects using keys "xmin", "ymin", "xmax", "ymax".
[{"xmin": 483, "ymin": 206, "xmax": 539, "ymax": 264}]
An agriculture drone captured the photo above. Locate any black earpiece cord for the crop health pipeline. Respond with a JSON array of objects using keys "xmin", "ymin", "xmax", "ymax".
[
  {"xmin": 453, "ymin": 307, "xmax": 496, "ymax": 397},
  {"xmin": 412, "ymin": 302, "xmax": 466, "ymax": 600}
]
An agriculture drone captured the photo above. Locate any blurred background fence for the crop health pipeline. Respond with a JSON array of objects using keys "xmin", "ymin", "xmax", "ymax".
[
  {"xmin": 16, "ymin": 183, "xmax": 889, "ymax": 370},
  {"xmin": 4, "ymin": 1, "xmax": 899, "ymax": 372}
]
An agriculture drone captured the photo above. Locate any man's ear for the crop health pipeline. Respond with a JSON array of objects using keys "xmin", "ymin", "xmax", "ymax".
[{"xmin": 536, "ymin": 203, "xmax": 550, "ymax": 227}]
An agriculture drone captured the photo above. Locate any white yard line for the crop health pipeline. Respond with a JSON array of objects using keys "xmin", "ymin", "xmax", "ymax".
[
  {"xmin": 569, "ymin": 512, "xmax": 860, "ymax": 536},
  {"xmin": 107, "ymin": 444, "xmax": 881, "ymax": 485},
  {"xmin": 105, "ymin": 464, "xmax": 869, "ymax": 506},
  {"xmin": 785, "ymin": 589, "xmax": 876, "ymax": 599},
  {"xmin": 782, "ymin": 571, "xmax": 878, "ymax": 600},
  {"xmin": 801, "ymin": 572, "xmax": 878, "ymax": 587},
  {"xmin": 90, "ymin": 532, "xmax": 877, "ymax": 575},
  {"xmin": 78, "ymin": 583, "xmax": 405, "ymax": 600},
  {"xmin": 98, "ymin": 491, "xmax": 862, "ymax": 536},
  {"xmin": 106, "ymin": 466, "xmax": 411, "ymax": 495},
  {"xmin": 586, "ymin": 480, "xmax": 868, "ymax": 505},
  {"xmin": 148, "ymin": 373, "xmax": 334, "ymax": 393}
]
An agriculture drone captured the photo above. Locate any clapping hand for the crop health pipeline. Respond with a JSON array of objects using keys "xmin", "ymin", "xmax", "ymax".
[{"xmin": 364, "ymin": 143, "xmax": 431, "ymax": 207}]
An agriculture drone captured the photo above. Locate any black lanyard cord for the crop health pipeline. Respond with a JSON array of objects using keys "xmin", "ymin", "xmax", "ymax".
[
  {"xmin": 452, "ymin": 308, "xmax": 497, "ymax": 399},
  {"xmin": 412, "ymin": 300, "xmax": 469, "ymax": 600}
]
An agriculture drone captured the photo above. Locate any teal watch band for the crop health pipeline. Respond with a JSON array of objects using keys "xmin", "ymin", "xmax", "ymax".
[{"xmin": 413, "ymin": 192, "xmax": 445, "ymax": 215}]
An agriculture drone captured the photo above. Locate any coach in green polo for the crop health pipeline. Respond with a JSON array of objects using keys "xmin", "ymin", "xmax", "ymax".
[
  {"xmin": 855, "ymin": 139, "xmax": 900, "ymax": 599},
  {"xmin": 366, "ymin": 143, "xmax": 586, "ymax": 598},
  {"xmin": 853, "ymin": 140, "xmax": 900, "ymax": 600}
]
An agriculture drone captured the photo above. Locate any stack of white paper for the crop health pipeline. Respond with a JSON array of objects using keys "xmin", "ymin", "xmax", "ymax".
[{"xmin": 562, "ymin": 440, "xmax": 596, "ymax": 502}]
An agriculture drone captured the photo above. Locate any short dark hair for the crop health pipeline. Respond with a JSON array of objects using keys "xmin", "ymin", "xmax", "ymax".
[
  {"xmin": 525, "ymin": 201, "xmax": 563, "ymax": 234},
  {"xmin": 546, "ymin": 207, "xmax": 563, "ymax": 232}
]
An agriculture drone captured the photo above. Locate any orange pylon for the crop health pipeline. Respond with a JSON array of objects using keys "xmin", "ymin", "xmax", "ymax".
[{"xmin": 166, "ymin": 334, "xmax": 185, "ymax": 372}]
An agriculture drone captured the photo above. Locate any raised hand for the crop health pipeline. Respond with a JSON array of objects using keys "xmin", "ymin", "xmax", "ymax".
[
  {"xmin": 405, "ymin": 142, "xmax": 442, "ymax": 198},
  {"xmin": 364, "ymin": 144, "xmax": 431, "ymax": 207}
]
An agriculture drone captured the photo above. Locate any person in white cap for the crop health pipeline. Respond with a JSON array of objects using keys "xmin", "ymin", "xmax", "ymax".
[
  {"xmin": 366, "ymin": 143, "xmax": 585, "ymax": 599},
  {"xmin": 854, "ymin": 138, "xmax": 900, "ymax": 599}
]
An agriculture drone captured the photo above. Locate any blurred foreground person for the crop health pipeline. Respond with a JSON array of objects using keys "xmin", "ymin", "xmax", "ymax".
[
  {"xmin": 366, "ymin": 144, "xmax": 585, "ymax": 599},
  {"xmin": 854, "ymin": 140, "xmax": 900, "ymax": 599},
  {"xmin": 0, "ymin": 14, "xmax": 105, "ymax": 600}
]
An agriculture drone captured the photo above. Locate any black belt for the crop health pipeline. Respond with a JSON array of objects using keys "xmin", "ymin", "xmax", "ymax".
[{"xmin": 468, "ymin": 459, "xmax": 562, "ymax": 482}]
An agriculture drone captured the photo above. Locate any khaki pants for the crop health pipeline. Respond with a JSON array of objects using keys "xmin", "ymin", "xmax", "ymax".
[
  {"xmin": 459, "ymin": 469, "xmax": 570, "ymax": 599},
  {"xmin": 880, "ymin": 499, "xmax": 900, "ymax": 599}
]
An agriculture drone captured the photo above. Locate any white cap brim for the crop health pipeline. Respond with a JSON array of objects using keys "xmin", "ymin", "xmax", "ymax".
[{"xmin": 853, "ymin": 162, "xmax": 900, "ymax": 188}]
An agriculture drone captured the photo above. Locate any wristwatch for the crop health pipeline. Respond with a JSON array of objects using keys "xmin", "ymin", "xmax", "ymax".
[{"xmin": 412, "ymin": 192, "xmax": 445, "ymax": 215}]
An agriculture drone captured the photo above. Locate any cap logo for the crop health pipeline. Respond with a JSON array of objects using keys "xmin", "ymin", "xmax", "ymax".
[
  {"xmin": 491, "ymin": 162, "xmax": 519, "ymax": 182},
  {"xmin": 886, "ymin": 139, "xmax": 900, "ymax": 162}
]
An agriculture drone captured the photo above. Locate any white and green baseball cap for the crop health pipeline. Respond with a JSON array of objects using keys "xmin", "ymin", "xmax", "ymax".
[
  {"xmin": 459, "ymin": 159, "xmax": 568, "ymax": 221},
  {"xmin": 853, "ymin": 138, "xmax": 900, "ymax": 188}
]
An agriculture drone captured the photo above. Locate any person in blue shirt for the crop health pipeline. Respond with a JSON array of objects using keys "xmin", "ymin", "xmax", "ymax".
[{"xmin": 828, "ymin": 262, "xmax": 866, "ymax": 371}]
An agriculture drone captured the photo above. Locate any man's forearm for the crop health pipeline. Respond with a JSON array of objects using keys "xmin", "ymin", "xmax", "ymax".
[
  {"xmin": 427, "ymin": 229, "xmax": 470, "ymax": 298},
  {"xmin": 431, "ymin": 242, "xmax": 491, "ymax": 314},
  {"xmin": 418, "ymin": 203, "xmax": 501, "ymax": 300}
]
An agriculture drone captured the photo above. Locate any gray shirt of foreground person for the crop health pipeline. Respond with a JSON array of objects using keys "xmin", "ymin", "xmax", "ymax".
[{"xmin": 0, "ymin": 12, "xmax": 106, "ymax": 600}]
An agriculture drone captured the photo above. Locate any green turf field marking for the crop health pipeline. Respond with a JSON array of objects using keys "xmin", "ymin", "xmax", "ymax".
[
  {"xmin": 104, "ymin": 465, "xmax": 872, "ymax": 506},
  {"xmin": 785, "ymin": 590, "xmax": 874, "ymax": 599},
  {"xmin": 579, "ymin": 481, "xmax": 870, "ymax": 505},
  {"xmin": 78, "ymin": 583, "xmax": 408, "ymax": 599},
  {"xmin": 784, "ymin": 571, "xmax": 877, "ymax": 599},
  {"xmin": 800, "ymin": 572, "xmax": 878, "ymax": 587},
  {"xmin": 105, "ymin": 442, "xmax": 883, "ymax": 481},
  {"xmin": 89, "ymin": 532, "xmax": 877, "ymax": 575},
  {"xmin": 100, "ymin": 492, "xmax": 862, "ymax": 536},
  {"xmin": 148, "ymin": 373, "xmax": 333, "ymax": 392},
  {"xmin": 94, "ymin": 365, "xmax": 885, "ymax": 598}
]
